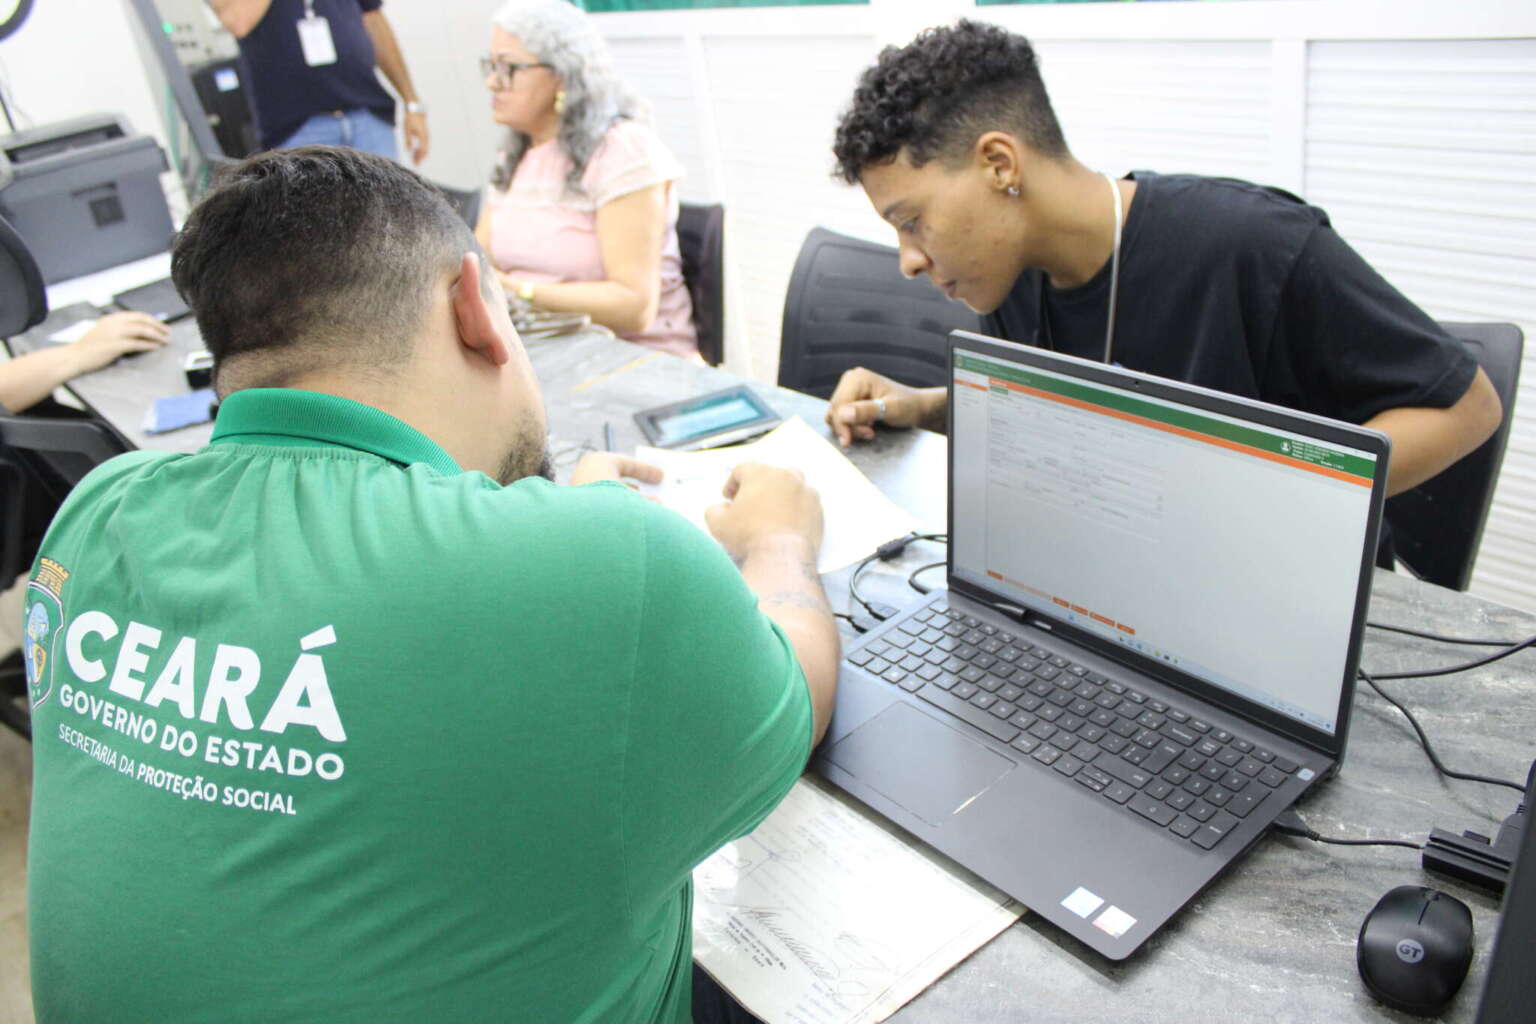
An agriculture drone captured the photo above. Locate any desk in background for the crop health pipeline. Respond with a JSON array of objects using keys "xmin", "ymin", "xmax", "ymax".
[{"xmin": 10, "ymin": 310, "xmax": 1534, "ymax": 1023}]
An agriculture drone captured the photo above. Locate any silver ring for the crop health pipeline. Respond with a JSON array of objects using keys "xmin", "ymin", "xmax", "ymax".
[{"xmin": 873, "ymin": 398, "xmax": 887, "ymax": 423}]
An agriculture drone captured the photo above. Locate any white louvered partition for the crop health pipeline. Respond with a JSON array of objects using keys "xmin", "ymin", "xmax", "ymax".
[
  {"xmin": 1032, "ymin": 40, "xmax": 1275, "ymax": 185},
  {"xmin": 698, "ymin": 33, "xmax": 888, "ymax": 381},
  {"xmin": 601, "ymin": 36, "xmax": 713, "ymax": 204},
  {"xmin": 1306, "ymin": 39, "xmax": 1536, "ymax": 611},
  {"xmin": 611, "ymin": 30, "xmax": 890, "ymax": 382}
]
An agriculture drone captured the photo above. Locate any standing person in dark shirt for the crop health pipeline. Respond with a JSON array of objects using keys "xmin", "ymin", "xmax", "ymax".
[
  {"xmin": 823, "ymin": 20, "xmax": 1500, "ymax": 500},
  {"xmin": 208, "ymin": 0, "xmax": 430, "ymax": 164}
]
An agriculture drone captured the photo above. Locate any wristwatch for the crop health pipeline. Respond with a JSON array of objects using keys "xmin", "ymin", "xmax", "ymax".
[{"xmin": 404, "ymin": 101, "xmax": 427, "ymax": 115}]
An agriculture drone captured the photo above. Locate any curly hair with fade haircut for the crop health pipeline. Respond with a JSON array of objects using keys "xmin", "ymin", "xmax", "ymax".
[{"xmin": 832, "ymin": 20, "xmax": 1068, "ymax": 185}]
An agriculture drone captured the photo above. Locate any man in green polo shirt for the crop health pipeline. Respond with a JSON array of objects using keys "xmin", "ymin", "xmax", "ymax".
[{"xmin": 24, "ymin": 147, "xmax": 838, "ymax": 1023}]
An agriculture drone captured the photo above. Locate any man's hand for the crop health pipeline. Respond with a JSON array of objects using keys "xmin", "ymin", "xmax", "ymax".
[
  {"xmin": 705, "ymin": 463, "xmax": 824, "ymax": 562},
  {"xmin": 68, "ymin": 312, "xmax": 169, "ymax": 374},
  {"xmin": 825, "ymin": 367, "xmax": 945, "ymax": 447},
  {"xmin": 403, "ymin": 111, "xmax": 429, "ymax": 165},
  {"xmin": 569, "ymin": 452, "xmax": 663, "ymax": 488}
]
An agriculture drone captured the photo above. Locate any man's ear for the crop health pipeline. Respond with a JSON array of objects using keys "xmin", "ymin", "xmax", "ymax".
[
  {"xmin": 450, "ymin": 253, "xmax": 511, "ymax": 367},
  {"xmin": 975, "ymin": 131, "xmax": 1024, "ymax": 195}
]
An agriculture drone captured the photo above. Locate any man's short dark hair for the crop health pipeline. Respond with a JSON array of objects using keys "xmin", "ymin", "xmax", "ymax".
[
  {"xmin": 171, "ymin": 146, "xmax": 477, "ymax": 391},
  {"xmin": 832, "ymin": 20, "xmax": 1068, "ymax": 184}
]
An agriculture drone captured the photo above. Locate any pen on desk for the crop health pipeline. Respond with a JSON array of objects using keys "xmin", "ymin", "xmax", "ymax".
[{"xmin": 603, "ymin": 422, "xmax": 615, "ymax": 452}]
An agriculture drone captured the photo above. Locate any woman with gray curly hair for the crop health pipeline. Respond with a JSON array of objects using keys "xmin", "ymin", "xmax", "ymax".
[{"xmin": 474, "ymin": 0, "xmax": 697, "ymax": 358}]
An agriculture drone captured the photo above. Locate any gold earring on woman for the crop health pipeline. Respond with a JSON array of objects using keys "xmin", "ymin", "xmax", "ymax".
[{"xmin": 554, "ymin": 90, "xmax": 567, "ymax": 117}]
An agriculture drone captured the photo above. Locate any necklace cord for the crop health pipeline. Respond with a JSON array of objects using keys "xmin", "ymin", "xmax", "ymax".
[{"xmin": 1102, "ymin": 172, "xmax": 1122, "ymax": 364}]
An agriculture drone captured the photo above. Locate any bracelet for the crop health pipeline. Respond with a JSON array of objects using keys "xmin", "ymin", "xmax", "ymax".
[{"xmin": 404, "ymin": 101, "xmax": 427, "ymax": 115}]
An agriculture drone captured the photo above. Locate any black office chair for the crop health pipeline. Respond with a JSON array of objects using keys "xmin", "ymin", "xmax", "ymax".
[
  {"xmin": 678, "ymin": 201, "xmax": 725, "ymax": 366},
  {"xmin": 1, "ymin": 210, "xmax": 50, "ymax": 737},
  {"xmin": 0, "ymin": 414, "xmax": 132, "ymax": 741},
  {"xmin": 0, "ymin": 449, "xmax": 28, "ymax": 738},
  {"xmin": 1379, "ymin": 322, "xmax": 1524, "ymax": 591},
  {"xmin": 0, "ymin": 210, "xmax": 46, "ymax": 348},
  {"xmin": 1, "ymin": 212, "xmax": 138, "ymax": 737},
  {"xmin": 777, "ymin": 226, "xmax": 981, "ymax": 399},
  {"xmin": 0, "ymin": 209, "xmax": 48, "ymax": 584}
]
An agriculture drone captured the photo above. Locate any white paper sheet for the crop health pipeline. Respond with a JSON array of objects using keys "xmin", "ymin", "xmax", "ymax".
[
  {"xmin": 692, "ymin": 775, "xmax": 1025, "ymax": 1024},
  {"xmin": 636, "ymin": 417, "xmax": 920, "ymax": 573}
]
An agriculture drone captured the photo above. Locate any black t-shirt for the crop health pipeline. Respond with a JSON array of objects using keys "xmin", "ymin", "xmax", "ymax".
[
  {"xmin": 238, "ymin": 0, "xmax": 396, "ymax": 150},
  {"xmin": 982, "ymin": 171, "xmax": 1475, "ymax": 425}
]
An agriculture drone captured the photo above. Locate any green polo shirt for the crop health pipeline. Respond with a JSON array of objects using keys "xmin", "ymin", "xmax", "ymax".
[{"xmin": 25, "ymin": 388, "xmax": 812, "ymax": 1023}]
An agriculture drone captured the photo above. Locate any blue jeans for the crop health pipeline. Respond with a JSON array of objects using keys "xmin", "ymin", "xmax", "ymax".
[{"xmin": 275, "ymin": 109, "xmax": 398, "ymax": 161}]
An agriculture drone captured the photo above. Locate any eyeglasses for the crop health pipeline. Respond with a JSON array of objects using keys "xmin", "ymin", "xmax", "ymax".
[{"xmin": 480, "ymin": 56, "xmax": 551, "ymax": 87}]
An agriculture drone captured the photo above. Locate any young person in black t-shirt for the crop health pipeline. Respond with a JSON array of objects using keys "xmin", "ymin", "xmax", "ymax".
[{"xmin": 823, "ymin": 20, "xmax": 1500, "ymax": 498}]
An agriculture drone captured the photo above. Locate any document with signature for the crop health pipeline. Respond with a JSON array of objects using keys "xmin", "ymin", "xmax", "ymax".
[
  {"xmin": 692, "ymin": 774, "xmax": 1025, "ymax": 1024},
  {"xmin": 635, "ymin": 417, "xmax": 919, "ymax": 573}
]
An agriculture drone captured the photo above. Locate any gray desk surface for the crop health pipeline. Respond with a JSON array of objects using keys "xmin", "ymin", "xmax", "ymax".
[{"xmin": 14, "ymin": 312, "xmax": 1535, "ymax": 1023}]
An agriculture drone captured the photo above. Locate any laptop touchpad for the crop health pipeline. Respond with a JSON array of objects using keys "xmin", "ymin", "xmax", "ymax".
[{"xmin": 825, "ymin": 702, "xmax": 1016, "ymax": 828}]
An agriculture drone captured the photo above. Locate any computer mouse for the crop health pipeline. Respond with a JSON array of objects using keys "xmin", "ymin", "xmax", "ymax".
[{"xmin": 1357, "ymin": 885, "xmax": 1474, "ymax": 1016}]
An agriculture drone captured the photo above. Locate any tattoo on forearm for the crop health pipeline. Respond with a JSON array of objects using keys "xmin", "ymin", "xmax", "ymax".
[{"xmin": 761, "ymin": 590, "xmax": 831, "ymax": 613}]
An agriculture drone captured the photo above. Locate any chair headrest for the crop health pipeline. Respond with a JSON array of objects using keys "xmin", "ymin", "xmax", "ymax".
[{"xmin": 0, "ymin": 212, "xmax": 47, "ymax": 337}]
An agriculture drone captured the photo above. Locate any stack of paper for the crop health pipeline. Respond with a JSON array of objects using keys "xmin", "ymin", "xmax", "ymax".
[
  {"xmin": 692, "ymin": 775, "xmax": 1026, "ymax": 1024},
  {"xmin": 637, "ymin": 417, "xmax": 920, "ymax": 573}
]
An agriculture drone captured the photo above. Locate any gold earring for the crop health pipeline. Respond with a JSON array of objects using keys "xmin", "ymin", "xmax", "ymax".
[{"xmin": 554, "ymin": 90, "xmax": 567, "ymax": 116}]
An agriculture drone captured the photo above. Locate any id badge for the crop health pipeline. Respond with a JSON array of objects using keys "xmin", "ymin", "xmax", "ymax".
[{"xmin": 297, "ymin": 15, "xmax": 337, "ymax": 66}]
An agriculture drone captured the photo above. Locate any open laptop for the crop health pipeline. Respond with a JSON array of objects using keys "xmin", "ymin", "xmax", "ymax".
[
  {"xmin": 113, "ymin": 276, "xmax": 191, "ymax": 323},
  {"xmin": 814, "ymin": 330, "xmax": 1390, "ymax": 959}
]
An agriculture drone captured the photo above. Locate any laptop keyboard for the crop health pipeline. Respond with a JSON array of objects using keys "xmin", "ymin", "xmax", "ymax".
[{"xmin": 846, "ymin": 595, "xmax": 1302, "ymax": 852}]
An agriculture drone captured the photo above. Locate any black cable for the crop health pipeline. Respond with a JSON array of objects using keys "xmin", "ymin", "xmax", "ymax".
[
  {"xmin": 907, "ymin": 560, "xmax": 946, "ymax": 595},
  {"xmin": 1358, "ymin": 670, "xmax": 1525, "ymax": 793},
  {"xmin": 848, "ymin": 552, "xmax": 880, "ymax": 617},
  {"xmin": 874, "ymin": 532, "xmax": 947, "ymax": 559},
  {"xmin": 1364, "ymin": 633, "xmax": 1536, "ymax": 681},
  {"xmin": 850, "ymin": 533, "xmax": 949, "ymax": 616},
  {"xmin": 1366, "ymin": 620, "xmax": 1523, "ymax": 647},
  {"xmin": 1271, "ymin": 812, "xmax": 1423, "ymax": 851}
]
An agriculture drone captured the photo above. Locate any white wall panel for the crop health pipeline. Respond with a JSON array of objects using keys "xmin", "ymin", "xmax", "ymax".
[
  {"xmin": 369, "ymin": 0, "xmax": 503, "ymax": 192},
  {"xmin": 701, "ymin": 33, "xmax": 886, "ymax": 381},
  {"xmin": 1307, "ymin": 39, "xmax": 1536, "ymax": 611},
  {"xmin": 1033, "ymin": 40, "xmax": 1273, "ymax": 184},
  {"xmin": 608, "ymin": 37, "xmax": 713, "ymax": 203}
]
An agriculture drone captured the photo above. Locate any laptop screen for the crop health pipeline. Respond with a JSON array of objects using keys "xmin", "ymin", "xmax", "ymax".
[{"xmin": 948, "ymin": 339, "xmax": 1382, "ymax": 738}]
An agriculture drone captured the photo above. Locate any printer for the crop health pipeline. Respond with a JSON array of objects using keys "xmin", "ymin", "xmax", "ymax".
[{"xmin": 0, "ymin": 113, "xmax": 175, "ymax": 284}]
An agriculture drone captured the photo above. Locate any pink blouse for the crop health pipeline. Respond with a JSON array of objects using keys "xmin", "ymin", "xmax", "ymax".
[{"xmin": 485, "ymin": 120, "xmax": 697, "ymax": 358}]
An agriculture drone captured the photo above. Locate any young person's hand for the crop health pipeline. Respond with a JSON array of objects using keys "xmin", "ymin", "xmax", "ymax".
[
  {"xmin": 67, "ymin": 312, "xmax": 169, "ymax": 374},
  {"xmin": 825, "ymin": 367, "xmax": 945, "ymax": 447}
]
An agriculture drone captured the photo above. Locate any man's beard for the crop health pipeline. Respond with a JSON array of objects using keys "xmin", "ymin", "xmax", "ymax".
[{"xmin": 495, "ymin": 436, "xmax": 555, "ymax": 485}]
